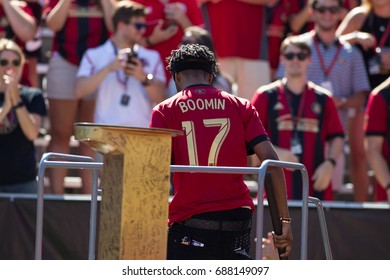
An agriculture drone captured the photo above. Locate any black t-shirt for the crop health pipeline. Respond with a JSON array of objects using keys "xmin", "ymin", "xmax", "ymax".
[
  {"xmin": 360, "ymin": 12, "xmax": 390, "ymax": 89},
  {"xmin": 0, "ymin": 86, "xmax": 47, "ymax": 185}
]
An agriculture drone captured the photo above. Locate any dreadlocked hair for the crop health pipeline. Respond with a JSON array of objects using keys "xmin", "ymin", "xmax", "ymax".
[{"xmin": 166, "ymin": 43, "xmax": 218, "ymax": 79}]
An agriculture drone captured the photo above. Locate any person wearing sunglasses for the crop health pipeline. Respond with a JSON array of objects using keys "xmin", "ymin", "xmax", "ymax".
[
  {"xmin": 0, "ymin": 38, "xmax": 47, "ymax": 193},
  {"xmin": 252, "ymin": 35, "xmax": 344, "ymax": 201},
  {"xmin": 276, "ymin": 0, "xmax": 371, "ymax": 202},
  {"xmin": 75, "ymin": 1, "xmax": 166, "ymax": 127}
]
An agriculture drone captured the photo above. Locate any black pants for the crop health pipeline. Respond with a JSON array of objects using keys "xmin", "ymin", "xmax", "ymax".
[{"xmin": 167, "ymin": 222, "xmax": 252, "ymax": 260}]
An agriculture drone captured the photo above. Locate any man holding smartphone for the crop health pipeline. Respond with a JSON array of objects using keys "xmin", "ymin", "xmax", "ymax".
[{"xmin": 75, "ymin": 0, "xmax": 167, "ymax": 127}]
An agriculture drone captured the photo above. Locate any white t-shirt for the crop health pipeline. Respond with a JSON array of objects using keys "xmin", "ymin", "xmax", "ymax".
[{"xmin": 77, "ymin": 40, "xmax": 166, "ymax": 127}]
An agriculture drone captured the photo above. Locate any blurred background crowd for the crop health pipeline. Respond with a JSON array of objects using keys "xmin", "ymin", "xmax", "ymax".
[{"xmin": 1, "ymin": 0, "xmax": 389, "ymax": 203}]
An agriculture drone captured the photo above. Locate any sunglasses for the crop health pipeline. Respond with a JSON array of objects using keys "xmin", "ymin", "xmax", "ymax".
[
  {"xmin": 283, "ymin": 52, "xmax": 308, "ymax": 61},
  {"xmin": 314, "ymin": 5, "xmax": 340, "ymax": 14},
  {"xmin": 132, "ymin": 22, "xmax": 148, "ymax": 31},
  {"xmin": 0, "ymin": 59, "xmax": 21, "ymax": 67}
]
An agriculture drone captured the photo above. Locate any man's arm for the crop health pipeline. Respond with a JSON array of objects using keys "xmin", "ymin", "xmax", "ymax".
[
  {"xmin": 312, "ymin": 136, "xmax": 343, "ymax": 191},
  {"xmin": 333, "ymin": 90, "xmax": 368, "ymax": 109},
  {"xmin": 366, "ymin": 136, "xmax": 390, "ymax": 201},
  {"xmin": 253, "ymin": 140, "xmax": 293, "ymax": 258},
  {"xmin": 123, "ymin": 57, "xmax": 167, "ymax": 103},
  {"xmin": 75, "ymin": 54, "xmax": 123, "ymax": 99}
]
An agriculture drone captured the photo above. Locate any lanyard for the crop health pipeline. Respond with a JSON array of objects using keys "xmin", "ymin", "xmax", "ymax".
[
  {"xmin": 378, "ymin": 20, "xmax": 390, "ymax": 48},
  {"xmin": 111, "ymin": 40, "xmax": 131, "ymax": 106},
  {"xmin": 110, "ymin": 40, "xmax": 129, "ymax": 89},
  {"xmin": 312, "ymin": 31, "xmax": 342, "ymax": 78},
  {"xmin": 278, "ymin": 83, "xmax": 307, "ymax": 131}
]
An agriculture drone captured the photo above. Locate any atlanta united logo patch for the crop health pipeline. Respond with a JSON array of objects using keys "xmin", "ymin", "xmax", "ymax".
[
  {"xmin": 273, "ymin": 102, "xmax": 284, "ymax": 110},
  {"xmin": 311, "ymin": 102, "xmax": 322, "ymax": 114}
]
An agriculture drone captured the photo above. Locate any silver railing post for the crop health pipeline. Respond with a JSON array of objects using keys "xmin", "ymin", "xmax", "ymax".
[
  {"xmin": 257, "ymin": 160, "xmax": 309, "ymax": 260},
  {"xmin": 35, "ymin": 152, "xmax": 102, "ymax": 260},
  {"xmin": 308, "ymin": 196, "xmax": 333, "ymax": 260}
]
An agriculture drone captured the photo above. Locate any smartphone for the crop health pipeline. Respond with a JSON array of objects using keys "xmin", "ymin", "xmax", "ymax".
[{"xmin": 125, "ymin": 48, "xmax": 137, "ymax": 65}]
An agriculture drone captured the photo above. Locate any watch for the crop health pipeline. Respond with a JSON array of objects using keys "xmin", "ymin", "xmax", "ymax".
[{"xmin": 142, "ymin": 73, "xmax": 153, "ymax": 87}]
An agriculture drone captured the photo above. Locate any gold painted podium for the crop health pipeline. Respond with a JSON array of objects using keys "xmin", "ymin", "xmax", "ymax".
[{"xmin": 74, "ymin": 123, "xmax": 182, "ymax": 260}]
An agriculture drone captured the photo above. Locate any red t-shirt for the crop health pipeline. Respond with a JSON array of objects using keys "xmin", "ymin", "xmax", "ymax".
[
  {"xmin": 267, "ymin": 0, "xmax": 293, "ymax": 71},
  {"xmin": 202, "ymin": 0, "xmax": 266, "ymax": 60},
  {"xmin": 365, "ymin": 87, "xmax": 390, "ymax": 201},
  {"xmin": 251, "ymin": 81, "xmax": 344, "ymax": 201},
  {"xmin": 134, "ymin": 0, "xmax": 204, "ymax": 80},
  {"xmin": 43, "ymin": 0, "xmax": 110, "ymax": 66},
  {"xmin": 150, "ymin": 85, "xmax": 269, "ymax": 224}
]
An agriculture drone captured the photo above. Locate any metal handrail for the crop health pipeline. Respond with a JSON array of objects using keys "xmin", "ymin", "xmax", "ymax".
[
  {"xmin": 35, "ymin": 155, "xmax": 331, "ymax": 260},
  {"xmin": 35, "ymin": 152, "xmax": 102, "ymax": 260},
  {"xmin": 308, "ymin": 196, "xmax": 333, "ymax": 260},
  {"xmin": 171, "ymin": 160, "xmax": 310, "ymax": 260}
]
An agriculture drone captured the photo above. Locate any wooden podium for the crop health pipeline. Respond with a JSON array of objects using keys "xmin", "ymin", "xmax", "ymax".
[{"xmin": 74, "ymin": 123, "xmax": 182, "ymax": 260}]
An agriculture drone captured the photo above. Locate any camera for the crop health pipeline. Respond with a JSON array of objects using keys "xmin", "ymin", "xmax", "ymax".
[{"xmin": 121, "ymin": 47, "xmax": 138, "ymax": 65}]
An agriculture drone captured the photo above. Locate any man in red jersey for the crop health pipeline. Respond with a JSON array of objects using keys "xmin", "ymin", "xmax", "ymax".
[
  {"xmin": 150, "ymin": 43, "xmax": 292, "ymax": 260},
  {"xmin": 251, "ymin": 36, "xmax": 344, "ymax": 201},
  {"xmin": 365, "ymin": 76, "xmax": 390, "ymax": 202}
]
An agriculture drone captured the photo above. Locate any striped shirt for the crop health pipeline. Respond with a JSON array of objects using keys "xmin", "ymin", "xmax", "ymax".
[
  {"xmin": 44, "ymin": 0, "xmax": 110, "ymax": 66},
  {"xmin": 276, "ymin": 31, "xmax": 371, "ymax": 128}
]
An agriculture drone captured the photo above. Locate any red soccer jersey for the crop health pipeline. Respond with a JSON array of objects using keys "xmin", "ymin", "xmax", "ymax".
[
  {"xmin": 150, "ymin": 85, "xmax": 269, "ymax": 224},
  {"xmin": 44, "ymin": 0, "xmax": 110, "ymax": 66},
  {"xmin": 365, "ymin": 87, "xmax": 390, "ymax": 201},
  {"xmin": 251, "ymin": 80, "xmax": 344, "ymax": 200},
  {"xmin": 202, "ymin": 0, "xmax": 266, "ymax": 59},
  {"xmin": 134, "ymin": 0, "xmax": 204, "ymax": 81}
]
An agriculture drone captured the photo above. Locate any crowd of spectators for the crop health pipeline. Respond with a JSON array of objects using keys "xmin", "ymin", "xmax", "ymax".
[{"xmin": 1, "ymin": 0, "xmax": 389, "ymax": 202}]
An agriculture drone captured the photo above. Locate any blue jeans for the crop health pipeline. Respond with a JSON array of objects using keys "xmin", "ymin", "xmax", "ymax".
[{"xmin": 0, "ymin": 179, "xmax": 38, "ymax": 194}]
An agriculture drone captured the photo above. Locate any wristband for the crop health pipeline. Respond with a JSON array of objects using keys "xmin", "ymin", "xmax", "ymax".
[
  {"xmin": 326, "ymin": 158, "xmax": 336, "ymax": 167},
  {"xmin": 13, "ymin": 100, "xmax": 24, "ymax": 110},
  {"xmin": 280, "ymin": 217, "xmax": 292, "ymax": 224}
]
